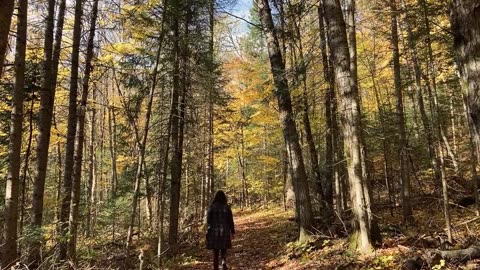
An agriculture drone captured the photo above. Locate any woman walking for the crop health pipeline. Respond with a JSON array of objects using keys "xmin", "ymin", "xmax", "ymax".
[{"xmin": 206, "ymin": 190, "xmax": 235, "ymax": 270}]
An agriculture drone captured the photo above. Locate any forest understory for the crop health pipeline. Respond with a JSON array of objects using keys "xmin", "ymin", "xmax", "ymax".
[{"xmin": 78, "ymin": 200, "xmax": 480, "ymax": 270}]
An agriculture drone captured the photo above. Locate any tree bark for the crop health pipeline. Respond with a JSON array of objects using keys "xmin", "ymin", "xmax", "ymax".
[
  {"xmin": 166, "ymin": 0, "xmax": 182, "ymax": 250},
  {"xmin": 29, "ymin": 0, "xmax": 67, "ymax": 265},
  {"xmin": 0, "ymin": 0, "xmax": 15, "ymax": 78},
  {"xmin": 256, "ymin": 0, "xmax": 314, "ymax": 243},
  {"xmin": 207, "ymin": 0, "xmax": 215, "ymax": 200},
  {"xmin": 108, "ymin": 106, "xmax": 118, "ymax": 196},
  {"xmin": 318, "ymin": 3, "xmax": 336, "ymax": 210},
  {"xmin": 58, "ymin": 0, "xmax": 84, "ymax": 261},
  {"xmin": 86, "ymin": 86, "xmax": 97, "ymax": 237},
  {"xmin": 441, "ymin": 0, "xmax": 480, "ymax": 244},
  {"xmin": 462, "ymin": 95, "xmax": 479, "ymax": 216},
  {"xmin": 345, "ymin": 0, "xmax": 372, "ymax": 215},
  {"xmin": 20, "ymin": 88, "xmax": 35, "ymax": 239},
  {"xmin": 302, "ymin": 31, "xmax": 325, "ymax": 204},
  {"xmin": 322, "ymin": 0, "xmax": 374, "ymax": 253},
  {"xmin": 157, "ymin": 107, "xmax": 172, "ymax": 265},
  {"xmin": 168, "ymin": 0, "xmax": 189, "ymax": 251},
  {"xmin": 68, "ymin": 0, "xmax": 99, "ymax": 259},
  {"xmin": 2, "ymin": 0, "xmax": 27, "ymax": 266}
]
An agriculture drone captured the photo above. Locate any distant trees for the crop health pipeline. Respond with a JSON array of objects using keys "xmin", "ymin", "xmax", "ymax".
[{"xmin": 389, "ymin": 0, "xmax": 413, "ymax": 224}]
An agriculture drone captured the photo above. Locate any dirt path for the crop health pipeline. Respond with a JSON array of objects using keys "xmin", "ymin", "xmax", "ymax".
[{"xmin": 177, "ymin": 208, "xmax": 296, "ymax": 270}]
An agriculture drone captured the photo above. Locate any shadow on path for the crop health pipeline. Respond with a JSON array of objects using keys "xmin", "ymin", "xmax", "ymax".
[{"xmin": 176, "ymin": 209, "xmax": 296, "ymax": 270}]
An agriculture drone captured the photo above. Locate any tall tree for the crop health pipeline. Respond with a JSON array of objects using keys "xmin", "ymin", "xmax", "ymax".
[
  {"xmin": 344, "ymin": 0, "xmax": 377, "ymax": 235},
  {"xmin": 29, "ymin": 0, "xmax": 68, "ymax": 265},
  {"xmin": 58, "ymin": 0, "xmax": 84, "ymax": 261},
  {"xmin": 322, "ymin": 0, "xmax": 374, "ymax": 253},
  {"xmin": 2, "ymin": 0, "xmax": 28, "ymax": 266},
  {"xmin": 289, "ymin": 3, "xmax": 325, "ymax": 205},
  {"xmin": 168, "ymin": 0, "xmax": 188, "ymax": 251},
  {"xmin": 390, "ymin": 0, "xmax": 413, "ymax": 223},
  {"xmin": 68, "ymin": 0, "xmax": 99, "ymax": 259},
  {"xmin": 126, "ymin": 11, "xmax": 166, "ymax": 246},
  {"xmin": 205, "ymin": 0, "xmax": 216, "ymax": 203},
  {"xmin": 256, "ymin": 0, "xmax": 314, "ymax": 243},
  {"xmin": 318, "ymin": 2, "xmax": 336, "ymax": 210}
]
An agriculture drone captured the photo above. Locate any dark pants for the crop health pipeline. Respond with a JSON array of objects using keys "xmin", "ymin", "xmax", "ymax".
[{"xmin": 213, "ymin": 249, "xmax": 227, "ymax": 270}]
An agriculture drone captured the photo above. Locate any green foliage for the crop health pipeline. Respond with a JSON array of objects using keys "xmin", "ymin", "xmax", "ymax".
[
  {"xmin": 369, "ymin": 255, "xmax": 395, "ymax": 269},
  {"xmin": 19, "ymin": 225, "xmax": 44, "ymax": 248},
  {"xmin": 432, "ymin": 259, "xmax": 446, "ymax": 270}
]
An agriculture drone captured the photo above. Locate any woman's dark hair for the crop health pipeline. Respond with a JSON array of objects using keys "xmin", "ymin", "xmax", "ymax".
[{"xmin": 212, "ymin": 190, "xmax": 227, "ymax": 204}]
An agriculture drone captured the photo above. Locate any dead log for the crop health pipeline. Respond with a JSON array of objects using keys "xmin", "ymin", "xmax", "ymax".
[
  {"xmin": 401, "ymin": 244, "xmax": 480, "ymax": 268},
  {"xmin": 429, "ymin": 244, "xmax": 480, "ymax": 263}
]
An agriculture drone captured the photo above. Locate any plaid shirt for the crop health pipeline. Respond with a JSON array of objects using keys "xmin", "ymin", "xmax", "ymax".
[{"xmin": 206, "ymin": 202, "xmax": 235, "ymax": 250}]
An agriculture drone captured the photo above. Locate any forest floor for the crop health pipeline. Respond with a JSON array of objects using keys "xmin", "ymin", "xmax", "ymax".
[
  {"xmin": 170, "ymin": 208, "xmax": 297, "ymax": 270},
  {"xmin": 165, "ymin": 202, "xmax": 480, "ymax": 270},
  {"xmin": 85, "ymin": 198, "xmax": 480, "ymax": 269}
]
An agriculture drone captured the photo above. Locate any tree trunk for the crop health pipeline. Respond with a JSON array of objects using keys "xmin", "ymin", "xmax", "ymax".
[
  {"xmin": 288, "ymin": 7, "xmax": 325, "ymax": 203},
  {"xmin": 54, "ymin": 117, "xmax": 63, "ymax": 224},
  {"xmin": 318, "ymin": 3, "xmax": 336, "ymax": 209},
  {"xmin": 322, "ymin": 0, "xmax": 374, "ymax": 253},
  {"xmin": 167, "ymin": 1, "xmax": 181, "ymax": 250},
  {"xmin": 450, "ymin": 0, "xmax": 480, "ymax": 241},
  {"xmin": 108, "ymin": 104, "xmax": 118, "ymax": 240},
  {"xmin": 157, "ymin": 111, "xmax": 171, "ymax": 265},
  {"xmin": 345, "ymin": 0, "xmax": 371, "ymax": 209},
  {"xmin": 58, "ymin": 0, "xmax": 84, "ymax": 261},
  {"xmin": 2, "ymin": 0, "xmax": 27, "ymax": 266},
  {"xmin": 86, "ymin": 86, "xmax": 97, "ymax": 237},
  {"xmin": 302, "ymin": 40, "xmax": 325, "ymax": 204},
  {"xmin": 68, "ymin": 0, "xmax": 98, "ymax": 259},
  {"xmin": 347, "ymin": 0, "xmax": 379, "ymax": 243},
  {"xmin": 450, "ymin": 97, "xmax": 458, "ymax": 155},
  {"xmin": 207, "ymin": 0, "xmax": 215, "ymax": 199},
  {"xmin": 439, "ymin": 146, "xmax": 453, "ymax": 242},
  {"xmin": 238, "ymin": 125, "xmax": 248, "ymax": 209},
  {"xmin": 20, "ymin": 88, "xmax": 35, "ymax": 240},
  {"xmin": 108, "ymin": 106, "xmax": 118, "ymax": 196},
  {"xmin": 256, "ymin": 0, "xmax": 314, "ymax": 243},
  {"xmin": 463, "ymin": 95, "xmax": 480, "ymax": 216},
  {"xmin": 168, "ymin": 1, "xmax": 189, "ymax": 251},
  {"xmin": 29, "ymin": 0, "xmax": 67, "ymax": 265},
  {"xmin": 390, "ymin": 0, "xmax": 413, "ymax": 224},
  {"xmin": 127, "ymin": 20, "xmax": 165, "ymax": 246},
  {"xmin": 0, "ymin": 0, "xmax": 14, "ymax": 78}
]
